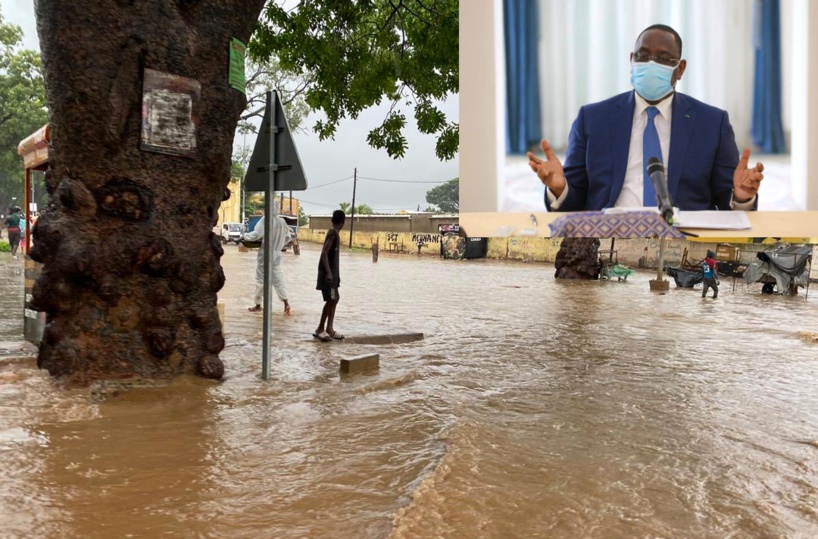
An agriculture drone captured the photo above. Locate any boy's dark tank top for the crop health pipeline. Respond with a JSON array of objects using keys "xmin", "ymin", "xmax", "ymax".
[{"xmin": 316, "ymin": 228, "xmax": 340, "ymax": 288}]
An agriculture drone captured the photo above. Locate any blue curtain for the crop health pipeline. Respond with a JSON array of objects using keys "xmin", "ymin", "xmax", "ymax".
[
  {"xmin": 504, "ymin": 0, "xmax": 542, "ymax": 155},
  {"xmin": 751, "ymin": 0, "xmax": 786, "ymax": 153}
]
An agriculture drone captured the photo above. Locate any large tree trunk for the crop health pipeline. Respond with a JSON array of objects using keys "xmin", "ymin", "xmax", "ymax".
[
  {"xmin": 554, "ymin": 238, "xmax": 601, "ymax": 280},
  {"xmin": 31, "ymin": 0, "xmax": 265, "ymax": 384}
]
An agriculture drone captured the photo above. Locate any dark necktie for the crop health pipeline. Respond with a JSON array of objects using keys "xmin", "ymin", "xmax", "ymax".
[{"xmin": 643, "ymin": 106, "xmax": 662, "ymax": 206}]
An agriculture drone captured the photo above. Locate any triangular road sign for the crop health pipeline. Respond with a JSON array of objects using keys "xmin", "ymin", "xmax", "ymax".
[{"xmin": 244, "ymin": 90, "xmax": 308, "ymax": 192}]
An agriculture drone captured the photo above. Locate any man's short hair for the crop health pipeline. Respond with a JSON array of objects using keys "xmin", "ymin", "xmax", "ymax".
[
  {"xmin": 638, "ymin": 24, "xmax": 683, "ymax": 57},
  {"xmin": 332, "ymin": 210, "xmax": 346, "ymax": 225}
]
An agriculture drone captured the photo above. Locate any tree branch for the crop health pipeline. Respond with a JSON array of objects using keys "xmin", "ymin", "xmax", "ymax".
[
  {"xmin": 402, "ymin": 1, "xmax": 434, "ymax": 26},
  {"xmin": 412, "ymin": 0, "xmax": 441, "ymax": 17},
  {"xmin": 240, "ymin": 106, "xmax": 265, "ymax": 120},
  {"xmin": 383, "ymin": 0, "xmax": 402, "ymax": 32}
]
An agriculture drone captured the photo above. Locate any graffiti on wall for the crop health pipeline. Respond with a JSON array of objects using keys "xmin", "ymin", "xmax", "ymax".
[
  {"xmin": 508, "ymin": 238, "xmax": 535, "ymax": 251},
  {"xmin": 412, "ymin": 233, "xmax": 440, "ymax": 244}
]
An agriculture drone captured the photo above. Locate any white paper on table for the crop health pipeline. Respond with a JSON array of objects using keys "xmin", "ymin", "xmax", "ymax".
[{"xmin": 676, "ymin": 211, "xmax": 752, "ymax": 230}]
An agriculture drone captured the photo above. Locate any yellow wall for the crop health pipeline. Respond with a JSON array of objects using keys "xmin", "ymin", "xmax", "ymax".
[
  {"xmin": 298, "ymin": 228, "xmax": 445, "ymax": 255},
  {"xmin": 217, "ymin": 181, "xmax": 242, "ymax": 226},
  {"xmin": 277, "ymin": 196, "xmax": 299, "ymax": 217}
]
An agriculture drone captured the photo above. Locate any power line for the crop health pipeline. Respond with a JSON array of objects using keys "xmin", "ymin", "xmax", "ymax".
[
  {"xmin": 299, "ymin": 198, "xmax": 426, "ymax": 213},
  {"xmin": 306, "ymin": 176, "xmax": 353, "ymax": 190},
  {"xmin": 358, "ymin": 176, "xmax": 449, "ymax": 184},
  {"xmin": 298, "ymin": 198, "xmax": 341, "ymax": 208}
]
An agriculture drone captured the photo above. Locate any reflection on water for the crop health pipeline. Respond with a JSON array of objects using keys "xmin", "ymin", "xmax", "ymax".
[
  {"xmin": 2, "ymin": 247, "xmax": 818, "ymax": 538},
  {"xmin": 0, "ymin": 256, "xmax": 24, "ymax": 341}
]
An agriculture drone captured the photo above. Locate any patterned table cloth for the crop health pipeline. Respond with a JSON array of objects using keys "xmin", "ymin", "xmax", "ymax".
[{"xmin": 548, "ymin": 211, "xmax": 685, "ymax": 238}]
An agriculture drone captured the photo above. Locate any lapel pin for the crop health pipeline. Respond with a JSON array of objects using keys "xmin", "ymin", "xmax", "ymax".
[{"xmin": 685, "ymin": 114, "xmax": 691, "ymax": 118}]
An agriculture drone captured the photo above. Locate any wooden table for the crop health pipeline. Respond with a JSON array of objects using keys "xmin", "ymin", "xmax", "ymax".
[{"xmin": 459, "ymin": 212, "xmax": 818, "ymax": 240}]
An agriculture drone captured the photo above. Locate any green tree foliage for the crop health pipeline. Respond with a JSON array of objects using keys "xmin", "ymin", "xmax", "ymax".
[
  {"xmin": 355, "ymin": 203, "xmax": 374, "ymax": 215},
  {"xmin": 425, "ymin": 177, "xmax": 458, "ymax": 213},
  {"xmin": 244, "ymin": 192, "xmax": 265, "ymax": 216},
  {"xmin": 0, "ymin": 10, "xmax": 48, "ymax": 213},
  {"xmin": 338, "ymin": 201, "xmax": 374, "ymax": 215},
  {"xmin": 298, "ymin": 204, "xmax": 307, "ymax": 226},
  {"xmin": 249, "ymin": 0, "xmax": 458, "ymax": 161},
  {"xmin": 230, "ymin": 159, "xmax": 244, "ymax": 184}
]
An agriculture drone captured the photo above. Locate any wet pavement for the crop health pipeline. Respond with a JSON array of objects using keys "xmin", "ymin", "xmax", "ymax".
[{"xmin": 2, "ymin": 244, "xmax": 818, "ymax": 538}]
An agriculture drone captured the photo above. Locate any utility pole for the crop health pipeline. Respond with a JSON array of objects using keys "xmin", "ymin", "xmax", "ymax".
[{"xmin": 349, "ymin": 167, "xmax": 357, "ymax": 249}]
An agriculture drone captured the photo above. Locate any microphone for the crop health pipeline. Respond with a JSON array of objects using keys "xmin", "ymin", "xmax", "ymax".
[{"xmin": 646, "ymin": 156, "xmax": 675, "ymax": 224}]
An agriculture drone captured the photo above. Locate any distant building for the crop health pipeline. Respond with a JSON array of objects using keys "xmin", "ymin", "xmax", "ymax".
[{"xmin": 306, "ymin": 212, "xmax": 458, "ymax": 234}]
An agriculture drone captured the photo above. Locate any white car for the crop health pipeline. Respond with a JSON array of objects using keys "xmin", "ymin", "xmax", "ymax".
[{"xmin": 218, "ymin": 222, "xmax": 244, "ymax": 244}]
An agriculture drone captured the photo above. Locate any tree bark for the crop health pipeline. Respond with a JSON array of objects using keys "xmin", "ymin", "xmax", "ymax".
[
  {"xmin": 31, "ymin": 0, "xmax": 265, "ymax": 384},
  {"xmin": 554, "ymin": 238, "xmax": 601, "ymax": 280}
]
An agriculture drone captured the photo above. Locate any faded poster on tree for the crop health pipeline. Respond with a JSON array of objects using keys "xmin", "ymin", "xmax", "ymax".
[{"xmin": 140, "ymin": 69, "xmax": 201, "ymax": 157}]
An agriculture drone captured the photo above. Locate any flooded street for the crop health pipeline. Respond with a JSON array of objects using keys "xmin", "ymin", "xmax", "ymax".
[{"xmin": 2, "ymin": 245, "xmax": 818, "ymax": 538}]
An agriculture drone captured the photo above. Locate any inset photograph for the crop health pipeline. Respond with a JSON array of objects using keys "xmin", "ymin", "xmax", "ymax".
[{"xmin": 460, "ymin": 0, "xmax": 818, "ymax": 238}]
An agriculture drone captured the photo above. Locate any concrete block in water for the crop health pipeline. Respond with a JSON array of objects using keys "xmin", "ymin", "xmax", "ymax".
[
  {"xmin": 340, "ymin": 354, "xmax": 380, "ymax": 374},
  {"xmin": 649, "ymin": 279, "xmax": 670, "ymax": 291},
  {"xmin": 342, "ymin": 333, "xmax": 424, "ymax": 345}
]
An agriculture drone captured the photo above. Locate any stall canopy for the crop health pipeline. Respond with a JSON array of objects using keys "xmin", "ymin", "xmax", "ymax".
[
  {"xmin": 744, "ymin": 244, "xmax": 813, "ymax": 291},
  {"xmin": 756, "ymin": 245, "xmax": 813, "ymax": 275},
  {"xmin": 17, "ymin": 124, "xmax": 50, "ymax": 170}
]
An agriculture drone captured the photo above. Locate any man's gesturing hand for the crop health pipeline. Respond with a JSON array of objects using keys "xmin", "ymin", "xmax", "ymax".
[
  {"xmin": 528, "ymin": 140, "xmax": 567, "ymax": 198},
  {"xmin": 733, "ymin": 148, "xmax": 764, "ymax": 202}
]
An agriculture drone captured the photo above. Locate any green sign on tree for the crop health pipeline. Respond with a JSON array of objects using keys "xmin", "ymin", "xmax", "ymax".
[{"xmin": 229, "ymin": 37, "xmax": 246, "ymax": 93}]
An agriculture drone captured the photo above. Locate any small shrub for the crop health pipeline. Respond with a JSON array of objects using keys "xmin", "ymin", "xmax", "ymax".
[{"xmin": 0, "ymin": 241, "xmax": 10, "ymax": 253}]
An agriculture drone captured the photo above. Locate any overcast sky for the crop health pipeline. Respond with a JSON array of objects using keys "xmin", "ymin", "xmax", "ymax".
[{"xmin": 1, "ymin": 0, "xmax": 459, "ymax": 216}]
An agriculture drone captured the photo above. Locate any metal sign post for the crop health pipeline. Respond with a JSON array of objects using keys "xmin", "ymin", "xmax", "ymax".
[
  {"xmin": 245, "ymin": 90, "xmax": 308, "ymax": 380},
  {"xmin": 261, "ymin": 92, "xmax": 277, "ymax": 381}
]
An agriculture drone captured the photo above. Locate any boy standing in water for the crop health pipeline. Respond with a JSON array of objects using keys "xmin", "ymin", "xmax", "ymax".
[
  {"xmin": 313, "ymin": 210, "xmax": 345, "ymax": 342},
  {"xmin": 701, "ymin": 250, "xmax": 719, "ymax": 299}
]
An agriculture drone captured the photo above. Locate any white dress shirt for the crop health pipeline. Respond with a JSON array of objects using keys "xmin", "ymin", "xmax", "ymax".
[{"xmin": 547, "ymin": 92, "xmax": 756, "ymax": 210}]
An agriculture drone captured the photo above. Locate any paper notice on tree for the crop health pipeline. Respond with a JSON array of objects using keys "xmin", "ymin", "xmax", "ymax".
[
  {"xmin": 676, "ymin": 211, "xmax": 752, "ymax": 230},
  {"xmin": 141, "ymin": 69, "xmax": 200, "ymax": 158}
]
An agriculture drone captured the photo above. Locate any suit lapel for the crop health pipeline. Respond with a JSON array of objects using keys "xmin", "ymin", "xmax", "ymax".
[
  {"xmin": 668, "ymin": 93, "xmax": 695, "ymax": 201},
  {"xmin": 608, "ymin": 92, "xmax": 634, "ymax": 208}
]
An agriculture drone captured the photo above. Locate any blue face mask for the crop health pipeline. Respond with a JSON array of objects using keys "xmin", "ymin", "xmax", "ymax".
[{"xmin": 630, "ymin": 60, "xmax": 678, "ymax": 101}]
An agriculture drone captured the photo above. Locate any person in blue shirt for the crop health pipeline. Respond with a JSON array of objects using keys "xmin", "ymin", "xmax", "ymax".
[{"xmin": 702, "ymin": 250, "xmax": 719, "ymax": 299}]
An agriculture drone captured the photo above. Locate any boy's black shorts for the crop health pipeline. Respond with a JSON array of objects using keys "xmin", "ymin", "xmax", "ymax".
[{"xmin": 320, "ymin": 286, "xmax": 339, "ymax": 302}]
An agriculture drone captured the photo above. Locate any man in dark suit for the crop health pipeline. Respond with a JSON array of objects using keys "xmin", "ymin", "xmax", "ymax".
[{"xmin": 528, "ymin": 24, "xmax": 765, "ymax": 212}]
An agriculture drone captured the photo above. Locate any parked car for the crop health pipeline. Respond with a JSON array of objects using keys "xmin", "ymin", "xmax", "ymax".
[{"xmin": 218, "ymin": 222, "xmax": 244, "ymax": 244}]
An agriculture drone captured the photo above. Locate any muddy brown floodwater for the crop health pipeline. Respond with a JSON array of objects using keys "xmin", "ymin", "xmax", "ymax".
[{"xmin": 2, "ymin": 245, "xmax": 818, "ymax": 538}]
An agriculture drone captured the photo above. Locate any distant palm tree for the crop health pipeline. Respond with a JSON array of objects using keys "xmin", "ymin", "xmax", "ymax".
[{"xmin": 339, "ymin": 202, "xmax": 351, "ymax": 213}]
